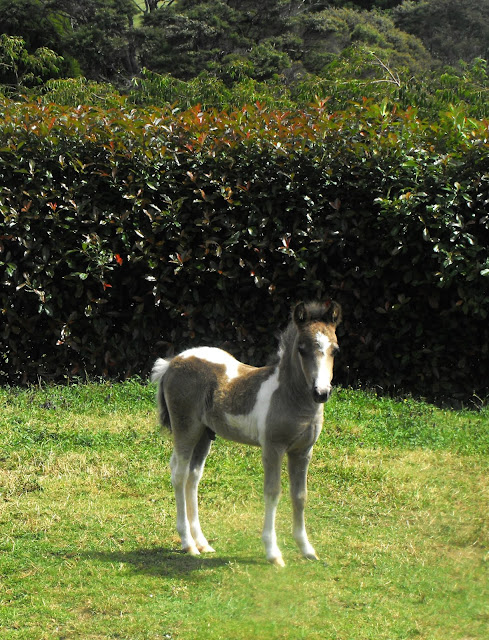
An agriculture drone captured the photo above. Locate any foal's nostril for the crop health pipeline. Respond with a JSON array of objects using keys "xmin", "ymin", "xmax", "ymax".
[{"xmin": 313, "ymin": 387, "xmax": 331, "ymax": 403}]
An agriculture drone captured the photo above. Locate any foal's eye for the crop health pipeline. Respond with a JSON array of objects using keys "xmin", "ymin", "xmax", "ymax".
[
  {"xmin": 331, "ymin": 345, "xmax": 340, "ymax": 357},
  {"xmin": 298, "ymin": 345, "xmax": 307, "ymax": 357}
]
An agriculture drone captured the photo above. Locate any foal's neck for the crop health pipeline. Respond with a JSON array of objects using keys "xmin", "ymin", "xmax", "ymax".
[{"xmin": 277, "ymin": 334, "xmax": 318, "ymax": 415}]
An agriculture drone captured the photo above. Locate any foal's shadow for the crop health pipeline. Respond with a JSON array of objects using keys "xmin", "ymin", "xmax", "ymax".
[{"xmin": 80, "ymin": 546, "xmax": 254, "ymax": 577}]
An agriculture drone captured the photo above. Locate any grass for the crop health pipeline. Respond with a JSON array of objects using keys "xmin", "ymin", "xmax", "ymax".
[{"xmin": 1, "ymin": 382, "xmax": 488, "ymax": 639}]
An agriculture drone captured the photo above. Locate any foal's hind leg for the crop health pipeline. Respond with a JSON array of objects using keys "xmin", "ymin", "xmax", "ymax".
[
  {"xmin": 288, "ymin": 447, "xmax": 318, "ymax": 561},
  {"xmin": 170, "ymin": 425, "xmax": 214, "ymax": 555},
  {"xmin": 170, "ymin": 447, "xmax": 200, "ymax": 555},
  {"xmin": 185, "ymin": 431, "xmax": 215, "ymax": 553}
]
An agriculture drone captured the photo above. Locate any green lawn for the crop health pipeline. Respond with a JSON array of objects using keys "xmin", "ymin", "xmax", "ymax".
[{"xmin": 1, "ymin": 382, "xmax": 488, "ymax": 639}]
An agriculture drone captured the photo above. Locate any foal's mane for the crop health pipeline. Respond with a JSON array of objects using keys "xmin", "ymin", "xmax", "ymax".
[{"xmin": 269, "ymin": 302, "xmax": 329, "ymax": 366}]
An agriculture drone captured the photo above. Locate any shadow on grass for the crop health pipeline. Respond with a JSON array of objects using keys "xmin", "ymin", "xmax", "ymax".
[{"xmin": 74, "ymin": 546, "xmax": 260, "ymax": 577}]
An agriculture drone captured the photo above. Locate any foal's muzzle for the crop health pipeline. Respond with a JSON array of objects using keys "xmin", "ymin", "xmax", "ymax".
[{"xmin": 313, "ymin": 387, "xmax": 331, "ymax": 404}]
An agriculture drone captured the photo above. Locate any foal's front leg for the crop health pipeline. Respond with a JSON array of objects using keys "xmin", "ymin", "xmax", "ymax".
[
  {"xmin": 262, "ymin": 444, "xmax": 286, "ymax": 567},
  {"xmin": 288, "ymin": 447, "xmax": 318, "ymax": 561}
]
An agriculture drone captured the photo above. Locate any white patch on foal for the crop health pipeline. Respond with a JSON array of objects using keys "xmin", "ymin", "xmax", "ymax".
[
  {"xmin": 181, "ymin": 346, "xmax": 240, "ymax": 379},
  {"xmin": 225, "ymin": 367, "xmax": 280, "ymax": 447}
]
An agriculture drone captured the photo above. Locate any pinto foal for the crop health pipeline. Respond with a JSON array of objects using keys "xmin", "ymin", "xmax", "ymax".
[{"xmin": 152, "ymin": 301, "xmax": 342, "ymax": 566}]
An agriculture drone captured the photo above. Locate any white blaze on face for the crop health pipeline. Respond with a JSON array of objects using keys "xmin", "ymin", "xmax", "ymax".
[
  {"xmin": 181, "ymin": 346, "xmax": 240, "ymax": 379},
  {"xmin": 314, "ymin": 332, "xmax": 333, "ymax": 395}
]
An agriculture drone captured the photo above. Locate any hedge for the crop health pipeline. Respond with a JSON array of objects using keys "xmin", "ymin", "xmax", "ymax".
[{"xmin": 1, "ymin": 98, "xmax": 488, "ymax": 404}]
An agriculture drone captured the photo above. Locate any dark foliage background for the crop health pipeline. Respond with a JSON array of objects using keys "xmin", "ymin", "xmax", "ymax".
[{"xmin": 1, "ymin": 99, "xmax": 488, "ymax": 404}]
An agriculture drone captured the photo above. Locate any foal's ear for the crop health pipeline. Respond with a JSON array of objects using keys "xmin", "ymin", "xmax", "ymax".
[
  {"xmin": 327, "ymin": 301, "xmax": 342, "ymax": 327},
  {"xmin": 293, "ymin": 302, "xmax": 308, "ymax": 325}
]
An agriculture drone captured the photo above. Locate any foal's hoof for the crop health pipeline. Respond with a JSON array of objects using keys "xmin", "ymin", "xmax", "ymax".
[
  {"xmin": 184, "ymin": 545, "xmax": 201, "ymax": 556},
  {"xmin": 300, "ymin": 543, "xmax": 319, "ymax": 561},
  {"xmin": 269, "ymin": 556, "xmax": 286, "ymax": 568},
  {"xmin": 198, "ymin": 543, "xmax": 216, "ymax": 554}
]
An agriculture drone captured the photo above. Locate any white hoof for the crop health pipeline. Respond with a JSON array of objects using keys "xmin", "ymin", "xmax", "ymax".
[
  {"xmin": 297, "ymin": 537, "xmax": 318, "ymax": 561},
  {"xmin": 184, "ymin": 544, "xmax": 201, "ymax": 556},
  {"xmin": 268, "ymin": 555, "xmax": 286, "ymax": 568},
  {"xmin": 197, "ymin": 543, "xmax": 215, "ymax": 553}
]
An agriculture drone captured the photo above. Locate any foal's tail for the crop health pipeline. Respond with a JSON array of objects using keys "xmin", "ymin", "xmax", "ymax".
[{"xmin": 151, "ymin": 358, "xmax": 172, "ymax": 433}]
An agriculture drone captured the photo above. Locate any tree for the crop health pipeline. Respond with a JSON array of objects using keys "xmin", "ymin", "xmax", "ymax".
[
  {"xmin": 0, "ymin": 34, "xmax": 63, "ymax": 91},
  {"xmin": 330, "ymin": 0, "xmax": 405, "ymax": 8},
  {"xmin": 292, "ymin": 7, "xmax": 431, "ymax": 76},
  {"xmin": 46, "ymin": 0, "xmax": 140, "ymax": 79},
  {"xmin": 0, "ymin": 0, "xmax": 61, "ymax": 51},
  {"xmin": 140, "ymin": 1, "xmax": 252, "ymax": 79},
  {"xmin": 143, "ymin": 0, "xmax": 176, "ymax": 13},
  {"xmin": 393, "ymin": 0, "xmax": 489, "ymax": 64}
]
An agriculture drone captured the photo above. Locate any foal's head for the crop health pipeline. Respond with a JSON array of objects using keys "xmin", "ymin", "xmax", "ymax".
[{"xmin": 293, "ymin": 301, "xmax": 342, "ymax": 403}]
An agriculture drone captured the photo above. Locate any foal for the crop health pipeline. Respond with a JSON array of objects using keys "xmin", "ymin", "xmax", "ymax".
[{"xmin": 151, "ymin": 301, "xmax": 342, "ymax": 566}]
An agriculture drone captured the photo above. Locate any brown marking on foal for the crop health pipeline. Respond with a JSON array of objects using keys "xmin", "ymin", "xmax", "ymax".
[{"xmin": 218, "ymin": 365, "xmax": 276, "ymax": 416}]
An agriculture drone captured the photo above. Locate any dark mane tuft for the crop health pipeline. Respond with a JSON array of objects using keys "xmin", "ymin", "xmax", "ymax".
[{"xmin": 301, "ymin": 301, "xmax": 329, "ymax": 322}]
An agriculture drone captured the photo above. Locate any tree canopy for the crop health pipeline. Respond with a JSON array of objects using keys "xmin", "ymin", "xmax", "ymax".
[{"xmin": 0, "ymin": 0, "xmax": 486, "ymax": 95}]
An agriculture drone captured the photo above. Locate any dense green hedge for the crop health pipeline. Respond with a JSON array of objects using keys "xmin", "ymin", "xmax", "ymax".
[{"xmin": 1, "ymin": 98, "xmax": 488, "ymax": 403}]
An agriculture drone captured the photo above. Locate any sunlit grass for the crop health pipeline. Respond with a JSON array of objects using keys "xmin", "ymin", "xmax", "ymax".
[{"xmin": 1, "ymin": 383, "xmax": 488, "ymax": 639}]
